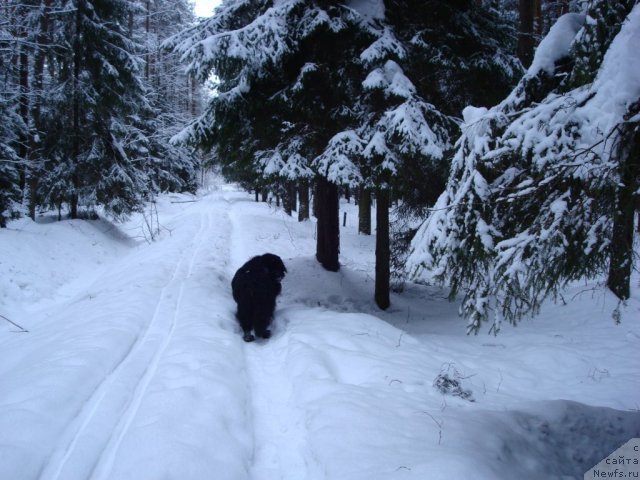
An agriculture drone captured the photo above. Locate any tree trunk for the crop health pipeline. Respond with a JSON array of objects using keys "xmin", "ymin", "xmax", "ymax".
[
  {"xmin": 28, "ymin": 0, "xmax": 52, "ymax": 221},
  {"xmin": 283, "ymin": 181, "xmax": 296, "ymax": 216},
  {"xmin": 315, "ymin": 176, "xmax": 340, "ymax": 271},
  {"xmin": 298, "ymin": 179, "xmax": 310, "ymax": 221},
  {"xmin": 18, "ymin": 46, "xmax": 28, "ymax": 192},
  {"xmin": 517, "ymin": 0, "xmax": 537, "ymax": 68},
  {"xmin": 289, "ymin": 182, "xmax": 297, "ymax": 213},
  {"xmin": 375, "ymin": 188, "xmax": 390, "ymax": 310},
  {"xmin": 607, "ymin": 126, "xmax": 639, "ymax": 300},
  {"xmin": 359, "ymin": 188, "xmax": 371, "ymax": 235},
  {"xmin": 71, "ymin": 0, "xmax": 83, "ymax": 219},
  {"xmin": 283, "ymin": 183, "xmax": 293, "ymax": 216},
  {"xmin": 145, "ymin": 0, "xmax": 151, "ymax": 81}
]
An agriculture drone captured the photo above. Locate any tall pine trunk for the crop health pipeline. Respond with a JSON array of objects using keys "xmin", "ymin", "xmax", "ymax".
[
  {"xmin": 359, "ymin": 188, "xmax": 371, "ymax": 235},
  {"xmin": 298, "ymin": 180, "xmax": 310, "ymax": 221},
  {"xmin": 18, "ymin": 46, "xmax": 28, "ymax": 193},
  {"xmin": 28, "ymin": 0, "xmax": 52, "ymax": 220},
  {"xmin": 70, "ymin": 0, "xmax": 83, "ymax": 219},
  {"xmin": 375, "ymin": 188, "xmax": 390, "ymax": 310},
  {"xmin": 315, "ymin": 176, "xmax": 340, "ymax": 271},
  {"xmin": 283, "ymin": 181, "xmax": 296, "ymax": 216},
  {"xmin": 607, "ymin": 126, "xmax": 639, "ymax": 300},
  {"xmin": 517, "ymin": 0, "xmax": 541, "ymax": 68}
]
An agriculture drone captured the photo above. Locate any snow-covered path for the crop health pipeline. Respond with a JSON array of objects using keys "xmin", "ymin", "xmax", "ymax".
[
  {"xmin": 1, "ymin": 183, "xmax": 639, "ymax": 480},
  {"xmin": 223, "ymin": 192, "xmax": 321, "ymax": 480},
  {"xmin": 39, "ymin": 202, "xmax": 213, "ymax": 480}
]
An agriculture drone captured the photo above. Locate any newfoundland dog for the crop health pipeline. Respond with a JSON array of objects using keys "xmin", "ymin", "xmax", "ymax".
[{"xmin": 231, "ymin": 253, "xmax": 287, "ymax": 342}]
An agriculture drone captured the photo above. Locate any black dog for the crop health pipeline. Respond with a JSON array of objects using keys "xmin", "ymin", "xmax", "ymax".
[{"xmin": 231, "ymin": 253, "xmax": 287, "ymax": 342}]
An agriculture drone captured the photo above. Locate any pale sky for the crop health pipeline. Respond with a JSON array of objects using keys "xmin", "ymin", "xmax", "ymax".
[{"xmin": 193, "ymin": 0, "xmax": 221, "ymax": 17}]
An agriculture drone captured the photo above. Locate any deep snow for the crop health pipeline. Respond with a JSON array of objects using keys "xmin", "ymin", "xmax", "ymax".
[{"xmin": 0, "ymin": 177, "xmax": 638, "ymax": 480}]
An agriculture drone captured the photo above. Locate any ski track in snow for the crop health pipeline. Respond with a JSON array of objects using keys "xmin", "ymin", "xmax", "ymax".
[
  {"xmin": 38, "ymin": 190, "xmax": 321, "ymax": 480},
  {"xmin": 225, "ymin": 191, "xmax": 321, "ymax": 480},
  {"xmin": 39, "ymin": 204, "xmax": 213, "ymax": 480}
]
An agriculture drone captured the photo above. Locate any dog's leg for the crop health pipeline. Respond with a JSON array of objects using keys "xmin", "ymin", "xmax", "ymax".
[
  {"xmin": 236, "ymin": 303, "xmax": 255, "ymax": 342},
  {"xmin": 256, "ymin": 328, "xmax": 271, "ymax": 339},
  {"xmin": 253, "ymin": 303, "xmax": 274, "ymax": 340}
]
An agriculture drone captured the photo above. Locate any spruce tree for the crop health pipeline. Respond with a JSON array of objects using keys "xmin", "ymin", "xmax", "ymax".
[
  {"xmin": 408, "ymin": 1, "xmax": 639, "ymax": 333},
  {"xmin": 166, "ymin": 0, "xmax": 373, "ymax": 271},
  {"xmin": 39, "ymin": 0, "xmax": 153, "ymax": 218},
  {"xmin": 350, "ymin": 0, "xmax": 520, "ymax": 308},
  {"xmin": 0, "ymin": 102, "xmax": 22, "ymax": 227}
]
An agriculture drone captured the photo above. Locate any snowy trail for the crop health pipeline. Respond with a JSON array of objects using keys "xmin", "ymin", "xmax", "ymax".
[
  {"xmin": 38, "ymin": 205, "xmax": 212, "ymax": 480},
  {"xmin": 225, "ymin": 190, "xmax": 322, "ymax": 480},
  {"xmin": 89, "ymin": 206, "xmax": 213, "ymax": 480},
  {"xmin": 244, "ymin": 336, "xmax": 320, "ymax": 480},
  {"xmin": 2, "ymin": 185, "xmax": 638, "ymax": 480}
]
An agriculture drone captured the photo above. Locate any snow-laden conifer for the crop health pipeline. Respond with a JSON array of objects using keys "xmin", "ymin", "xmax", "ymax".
[{"xmin": 408, "ymin": 1, "xmax": 640, "ymax": 333}]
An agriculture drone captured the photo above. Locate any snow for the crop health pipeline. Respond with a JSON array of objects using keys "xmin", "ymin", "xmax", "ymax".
[
  {"xmin": 528, "ymin": 13, "xmax": 586, "ymax": 76},
  {"xmin": 585, "ymin": 4, "xmax": 640, "ymax": 136},
  {"xmin": 1, "ymin": 178, "xmax": 639, "ymax": 480},
  {"xmin": 363, "ymin": 60, "xmax": 416, "ymax": 99},
  {"xmin": 462, "ymin": 106, "xmax": 488, "ymax": 125}
]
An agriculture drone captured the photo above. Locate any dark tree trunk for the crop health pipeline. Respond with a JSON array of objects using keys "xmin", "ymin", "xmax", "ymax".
[
  {"xmin": 315, "ymin": 176, "xmax": 340, "ymax": 271},
  {"xmin": 359, "ymin": 188, "xmax": 372, "ymax": 235},
  {"xmin": 375, "ymin": 188, "xmax": 390, "ymax": 310},
  {"xmin": 283, "ymin": 186, "xmax": 292, "ymax": 216},
  {"xmin": 298, "ymin": 179, "xmax": 310, "ymax": 221},
  {"xmin": 18, "ymin": 47, "xmax": 28, "ymax": 192},
  {"xmin": 28, "ymin": 0, "xmax": 52, "ymax": 221},
  {"xmin": 283, "ymin": 181, "xmax": 296, "ymax": 216},
  {"xmin": 145, "ymin": 0, "xmax": 151, "ymax": 81},
  {"xmin": 607, "ymin": 126, "xmax": 639, "ymax": 300},
  {"xmin": 70, "ymin": 0, "xmax": 83, "ymax": 219},
  {"xmin": 517, "ymin": 0, "xmax": 538, "ymax": 68},
  {"xmin": 289, "ymin": 182, "xmax": 297, "ymax": 213},
  {"xmin": 311, "ymin": 179, "xmax": 317, "ymax": 218}
]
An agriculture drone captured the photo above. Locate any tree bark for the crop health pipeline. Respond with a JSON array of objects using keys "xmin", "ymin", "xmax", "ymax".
[
  {"xmin": 283, "ymin": 183, "xmax": 293, "ymax": 216},
  {"xmin": 298, "ymin": 179, "xmax": 310, "ymax": 221},
  {"xmin": 359, "ymin": 188, "xmax": 371, "ymax": 235},
  {"xmin": 315, "ymin": 176, "xmax": 340, "ymax": 271},
  {"xmin": 517, "ymin": 0, "xmax": 538, "ymax": 68},
  {"xmin": 375, "ymin": 188, "xmax": 390, "ymax": 310},
  {"xmin": 607, "ymin": 126, "xmax": 639, "ymax": 300},
  {"xmin": 18, "ymin": 46, "xmax": 28, "ymax": 192},
  {"xmin": 28, "ymin": 0, "xmax": 52, "ymax": 220},
  {"xmin": 70, "ymin": 0, "xmax": 83, "ymax": 219}
]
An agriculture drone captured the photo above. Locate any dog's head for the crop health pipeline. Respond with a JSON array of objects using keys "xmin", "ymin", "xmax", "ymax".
[{"xmin": 260, "ymin": 253, "xmax": 287, "ymax": 282}]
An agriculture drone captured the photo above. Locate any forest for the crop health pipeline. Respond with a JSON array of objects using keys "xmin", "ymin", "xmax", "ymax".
[
  {"xmin": 1, "ymin": 2, "xmax": 639, "ymax": 478},
  {"xmin": 1, "ymin": 0, "xmax": 638, "ymax": 331}
]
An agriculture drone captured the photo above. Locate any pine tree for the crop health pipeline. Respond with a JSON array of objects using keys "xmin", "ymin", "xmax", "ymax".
[
  {"xmin": 166, "ymin": 0, "xmax": 373, "ymax": 271},
  {"xmin": 352, "ymin": 0, "xmax": 521, "ymax": 308},
  {"xmin": 167, "ymin": 0, "xmax": 521, "ymax": 302},
  {"xmin": 0, "ymin": 100, "xmax": 23, "ymax": 227},
  {"xmin": 408, "ymin": 0, "xmax": 639, "ymax": 333},
  {"xmin": 0, "ymin": 1, "xmax": 29, "ymax": 226},
  {"xmin": 38, "ymin": 0, "xmax": 156, "ymax": 218}
]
